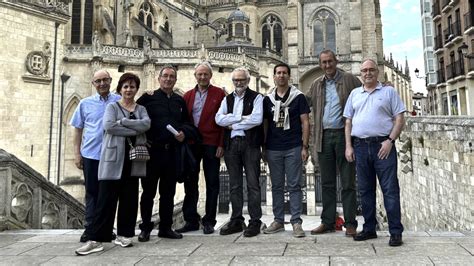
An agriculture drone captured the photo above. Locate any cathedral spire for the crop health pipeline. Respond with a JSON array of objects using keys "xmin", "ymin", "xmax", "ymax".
[{"xmin": 405, "ymin": 56, "xmax": 410, "ymax": 76}]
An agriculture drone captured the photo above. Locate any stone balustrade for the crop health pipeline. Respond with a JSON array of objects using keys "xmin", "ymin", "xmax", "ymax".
[
  {"xmin": 3, "ymin": 0, "xmax": 70, "ymax": 15},
  {"xmin": 64, "ymin": 44, "xmax": 261, "ymax": 71},
  {"xmin": 0, "ymin": 149, "xmax": 84, "ymax": 231}
]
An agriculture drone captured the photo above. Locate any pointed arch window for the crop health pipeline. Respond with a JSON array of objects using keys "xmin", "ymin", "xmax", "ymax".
[
  {"xmin": 261, "ymin": 15, "xmax": 283, "ymax": 53},
  {"xmin": 313, "ymin": 10, "xmax": 336, "ymax": 56},
  {"xmin": 71, "ymin": 0, "xmax": 93, "ymax": 44},
  {"xmin": 138, "ymin": 2, "xmax": 154, "ymax": 48}
]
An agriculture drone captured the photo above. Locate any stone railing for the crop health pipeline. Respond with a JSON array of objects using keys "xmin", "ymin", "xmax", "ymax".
[
  {"xmin": 376, "ymin": 116, "xmax": 473, "ymax": 231},
  {"xmin": 64, "ymin": 44, "xmax": 260, "ymax": 71},
  {"xmin": 0, "ymin": 149, "xmax": 85, "ymax": 231},
  {"xmin": 2, "ymin": 0, "xmax": 70, "ymax": 15}
]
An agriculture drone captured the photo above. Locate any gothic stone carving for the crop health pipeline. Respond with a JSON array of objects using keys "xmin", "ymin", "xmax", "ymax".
[
  {"xmin": 42, "ymin": 201, "xmax": 60, "ymax": 229},
  {"xmin": 10, "ymin": 182, "xmax": 33, "ymax": 223}
]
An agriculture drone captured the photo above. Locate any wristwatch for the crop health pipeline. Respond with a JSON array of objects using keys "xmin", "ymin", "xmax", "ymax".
[{"xmin": 387, "ymin": 137, "xmax": 395, "ymax": 144}]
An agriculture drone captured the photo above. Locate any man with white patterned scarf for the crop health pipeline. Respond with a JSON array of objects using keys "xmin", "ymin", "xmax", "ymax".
[{"xmin": 262, "ymin": 63, "xmax": 310, "ymax": 238}]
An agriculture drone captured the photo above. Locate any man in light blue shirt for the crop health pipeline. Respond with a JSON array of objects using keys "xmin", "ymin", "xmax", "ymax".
[
  {"xmin": 344, "ymin": 59, "xmax": 405, "ymax": 247},
  {"xmin": 70, "ymin": 69, "xmax": 121, "ymax": 242}
]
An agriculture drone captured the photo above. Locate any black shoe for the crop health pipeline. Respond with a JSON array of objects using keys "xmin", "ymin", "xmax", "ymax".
[
  {"xmin": 79, "ymin": 231, "xmax": 88, "ymax": 243},
  {"xmin": 353, "ymin": 231, "xmax": 378, "ymax": 241},
  {"xmin": 243, "ymin": 221, "xmax": 262, "ymax": 237},
  {"xmin": 389, "ymin": 234, "xmax": 403, "ymax": 246},
  {"xmin": 111, "ymin": 231, "xmax": 116, "ymax": 240},
  {"xmin": 175, "ymin": 223, "xmax": 200, "ymax": 233},
  {"xmin": 203, "ymin": 224, "xmax": 215, "ymax": 235},
  {"xmin": 158, "ymin": 229, "xmax": 183, "ymax": 239},
  {"xmin": 138, "ymin": 230, "xmax": 151, "ymax": 242},
  {"xmin": 219, "ymin": 220, "xmax": 245, "ymax": 235}
]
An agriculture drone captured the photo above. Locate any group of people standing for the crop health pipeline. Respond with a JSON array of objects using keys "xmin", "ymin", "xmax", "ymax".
[{"xmin": 73, "ymin": 49, "xmax": 406, "ymax": 256}]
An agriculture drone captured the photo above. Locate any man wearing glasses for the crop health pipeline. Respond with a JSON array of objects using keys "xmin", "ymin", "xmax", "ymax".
[
  {"xmin": 343, "ymin": 59, "xmax": 405, "ymax": 247},
  {"xmin": 70, "ymin": 69, "xmax": 121, "ymax": 242},
  {"xmin": 215, "ymin": 67, "xmax": 264, "ymax": 237}
]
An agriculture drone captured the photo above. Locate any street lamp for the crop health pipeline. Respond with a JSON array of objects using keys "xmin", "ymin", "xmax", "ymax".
[
  {"xmin": 414, "ymin": 68, "xmax": 425, "ymax": 79},
  {"xmin": 458, "ymin": 42, "xmax": 474, "ymax": 58}
]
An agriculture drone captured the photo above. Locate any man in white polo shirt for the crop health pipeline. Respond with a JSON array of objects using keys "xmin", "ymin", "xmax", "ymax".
[{"xmin": 343, "ymin": 59, "xmax": 406, "ymax": 247}]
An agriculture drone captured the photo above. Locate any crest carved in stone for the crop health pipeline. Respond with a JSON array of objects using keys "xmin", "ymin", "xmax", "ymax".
[{"xmin": 25, "ymin": 42, "xmax": 52, "ymax": 77}]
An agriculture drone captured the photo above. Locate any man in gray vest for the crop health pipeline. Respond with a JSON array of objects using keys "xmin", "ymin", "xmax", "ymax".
[{"xmin": 215, "ymin": 67, "xmax": 264, "ymax": 237}]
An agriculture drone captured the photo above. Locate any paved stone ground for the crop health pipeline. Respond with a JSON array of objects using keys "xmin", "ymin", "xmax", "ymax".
[{"xmin": 0, "ymin": 214, "xmax": 473, "ymax": 265}]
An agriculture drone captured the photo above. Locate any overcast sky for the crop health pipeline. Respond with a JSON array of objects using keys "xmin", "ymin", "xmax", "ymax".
[{"xmin": 380, "ymin": 0, "xmax": 425, "ymax": 94}]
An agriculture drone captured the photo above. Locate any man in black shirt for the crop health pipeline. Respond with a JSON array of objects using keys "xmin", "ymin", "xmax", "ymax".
[{"xmin": 136, "ymin": 65, "xmax": 188, "ymax": 241}]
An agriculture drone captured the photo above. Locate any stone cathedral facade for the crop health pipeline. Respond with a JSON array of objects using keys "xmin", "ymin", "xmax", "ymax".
[{"xmin": 0, "ymin": 0, "xmax": 383, "ymax": 199}]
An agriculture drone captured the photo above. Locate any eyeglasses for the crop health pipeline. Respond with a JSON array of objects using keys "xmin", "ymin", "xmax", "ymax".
[
  {"xmin": 360, "ymin": 68, "xmax": 377, "ymax": 74},
  {"xmin": 232, "ymin": 78, "xmax": 248, "ymax": 83},
  {"xmin": 93, "ymin": 78, "xmax": 112, "ymax": 85}
]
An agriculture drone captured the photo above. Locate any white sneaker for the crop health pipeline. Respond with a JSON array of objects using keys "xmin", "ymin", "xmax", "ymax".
[
  {"xmin": 114, "ymin": 236, "xmax": 133, "ymax": 247},
  {"xmin": 75, "ymin": 241, "xmax": 104, "ymax": 255}
]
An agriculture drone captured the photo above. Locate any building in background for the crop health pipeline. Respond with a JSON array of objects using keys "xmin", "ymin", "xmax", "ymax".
[
  {"xmin": 412, "ymin": 92, "xmax": 429, "ymax": 116},
  {"xmin": 419, "ymin": 0, "xmax": 438, "ymax": 115},
  {"xmin": 431, "ymin": 0, "xmax": 474, "ymax": 115},
  {"xmin": 383, "ymin": 54, "xmax": 414, "ymax": 112},
  {"xmin": 1, "ymin": 0, "xmax": 384, "ymax": 200}
]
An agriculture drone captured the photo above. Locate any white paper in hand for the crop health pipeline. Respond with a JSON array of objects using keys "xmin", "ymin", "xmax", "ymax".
[{"xmin": 166, "ymin": 124, "xmax": 179, "ymax": 136}]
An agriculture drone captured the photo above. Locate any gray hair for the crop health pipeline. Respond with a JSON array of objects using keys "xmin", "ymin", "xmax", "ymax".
[
  {"xmin": 195, "ymin": 61, "xmax": 213, "ymax": 74},
  {"xmin": 318, "ymin": 49, "xmax": 337, "ymax": 63},
  {"xmin": 361, "ymin": 58, "xmax": 378, "ymax": 68},
  {"xmin": 231, "ymin": 67, "xmax": 250, "ymax": 80}
]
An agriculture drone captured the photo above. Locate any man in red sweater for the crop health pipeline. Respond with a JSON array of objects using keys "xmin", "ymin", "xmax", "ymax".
[{"xmin": 178, "ymin": 61, "xmax": 226, "ymax": 234}]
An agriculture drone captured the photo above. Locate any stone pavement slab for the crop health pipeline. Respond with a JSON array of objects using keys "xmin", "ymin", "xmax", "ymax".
[
  {"xmin": 285, "ymin": 242, "xmax": 375, "ymax": 256},
  {"xmin": 231, "ymin": 255, "xmax": 329, "ymax": 265},
  {"xmin": 102, "ymin": 241, "xmax": 201, "ymax": 257},
  {"xmin": 374, "ymin": 243, "xmax": 472, "ymax": 257},
  {"xmin": 429, "ymin": 255, "xmax": 474, "ymax": 264},
  {"xmin": 331, "ymin": 256, "xmax": 433, "ymax": 265},
  {"xmin": 0, "ymin": 255, "xmax": 54, "ymax": 265},
  {"xmin": 192, "ymin": 242, "xmax": 287, "ymax": 256},
  {"xmin": 136, "ymin": 255, "xmax": 233, "ymax": 265},
  {"xmin": 0, "ymin": 242, "xmax": 43, "ymax": 255},
  {"xmin": 0, "ymin": 234, "xmax": 35, "ymax": 248},
  {"xmin": 42, "ymin": 255, "xmax": 143, "ymax": 265},
  {"xmin": 21, "ymin": 242, "xmax": 115, "ymax": 256}
]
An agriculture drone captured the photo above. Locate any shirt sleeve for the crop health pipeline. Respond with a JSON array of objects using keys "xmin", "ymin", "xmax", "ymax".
[
  {"xmin": 232, "ymin": 94, "xmax": 264, "ymax": 131},
  {"xmin": 389, "ymin": 87, "xmax": 407, "ymax": 116},
  {"xmin": 343, "ymin": 91, "xmax": 355, "ymax": 119},
  {"xmin": 70, "ymin": 101, "xmax": 84, "ymax": 128},
  {"xmin": 297, "ymin": 94, "xmax": 310, "ymax": 115},
  {"xmin": 215, "ymin": 97, "xmax": 242, "ymax": 127}
]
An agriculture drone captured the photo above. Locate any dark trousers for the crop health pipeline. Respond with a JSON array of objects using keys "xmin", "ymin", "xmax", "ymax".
[
  {"xmin": 182, "ymin": 144, "xmax": 221, "ymax": 227},
  {"xmin": 139, "ymin": 147, "xmax": 177, "ymax": 232},
  {"xmin": 82, "ymin": 157, "xmax": 100, "ymax": 230},
  {"xmin": 353, "ymin": 138, "xmax": 404, "ymax": 235},
  {"xmin": 224, "ymin": 138, "xmax": 262, "ymax": 224},
  {"xmin": 87, "ymin": 177, "xmax": 139, "ymax": 242},
  {"xmin": 317, "ymin": 130, "xmax": 358, "ymax": 229}
]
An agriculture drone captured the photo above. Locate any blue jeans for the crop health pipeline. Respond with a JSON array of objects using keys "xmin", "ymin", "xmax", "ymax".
[
  {"xmin": 353, "ymin": 137, "xmax": 404, "ymax": 235},
  {"xmin": 82, "ymin": 157, "xmax": 100, "ymax": 230},
  {"xmin": 266, "ymin": 146, "xmax": 303, "ymax": 225}
]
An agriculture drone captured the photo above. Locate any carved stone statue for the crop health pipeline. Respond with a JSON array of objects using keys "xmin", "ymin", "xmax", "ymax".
[{"xmin": 92, "ymin": 31, "xmax": 101, "ymax": 57}]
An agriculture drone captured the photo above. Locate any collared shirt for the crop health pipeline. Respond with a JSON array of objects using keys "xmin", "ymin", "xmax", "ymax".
[
  {"xmin": 322, "ymin": 70, "xmax": 344, "ymax": 129},
  {"xmin": 70, "ymin": 92, "xmax": 121, "ymax": 160},
  {"xmin": 215, "ymin": 89, "xmax": 264, "ymax": 138},
  {"xmin": 192, "ymin": 87, "xmax": 208, "ymax": 127},
  {"xmin": 343, "ymin": 82, "xmax": 406, "ymax": 138}
]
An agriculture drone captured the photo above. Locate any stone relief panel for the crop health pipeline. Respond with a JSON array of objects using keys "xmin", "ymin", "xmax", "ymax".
[
  {"xmin": 42, "ymin": 201, "xmax": 60, "ymax": 229},
  {"xmin": 10, "ymin": 182, "xmax": 33, "ymax": 223},
  {"xmin": 23, "ymin": 42, "xmax": 52, "ymax": 84}
]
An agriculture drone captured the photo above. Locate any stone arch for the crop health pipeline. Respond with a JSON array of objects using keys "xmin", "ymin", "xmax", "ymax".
[
  {"xmin": 60, "ymin": 94, "xmax": 82, "ymax": 185},
  {"xmin": 298, "ymin": 67, "xmax": 325, "ymax": 94}
]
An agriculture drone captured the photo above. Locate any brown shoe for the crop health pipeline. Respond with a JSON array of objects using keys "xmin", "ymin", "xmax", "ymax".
[
  {"xmin": 345, "ymin": 227, "xmax": 357, "ymax": 237},
  {"xmin": 310, "ymin": 224, "xmax": 335, "ymax": 235}
]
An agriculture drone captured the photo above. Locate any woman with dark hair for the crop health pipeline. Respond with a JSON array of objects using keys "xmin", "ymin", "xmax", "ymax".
[{"xmin": 76, "ymin": 73, "xmax": 150, "ymax": 255}]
